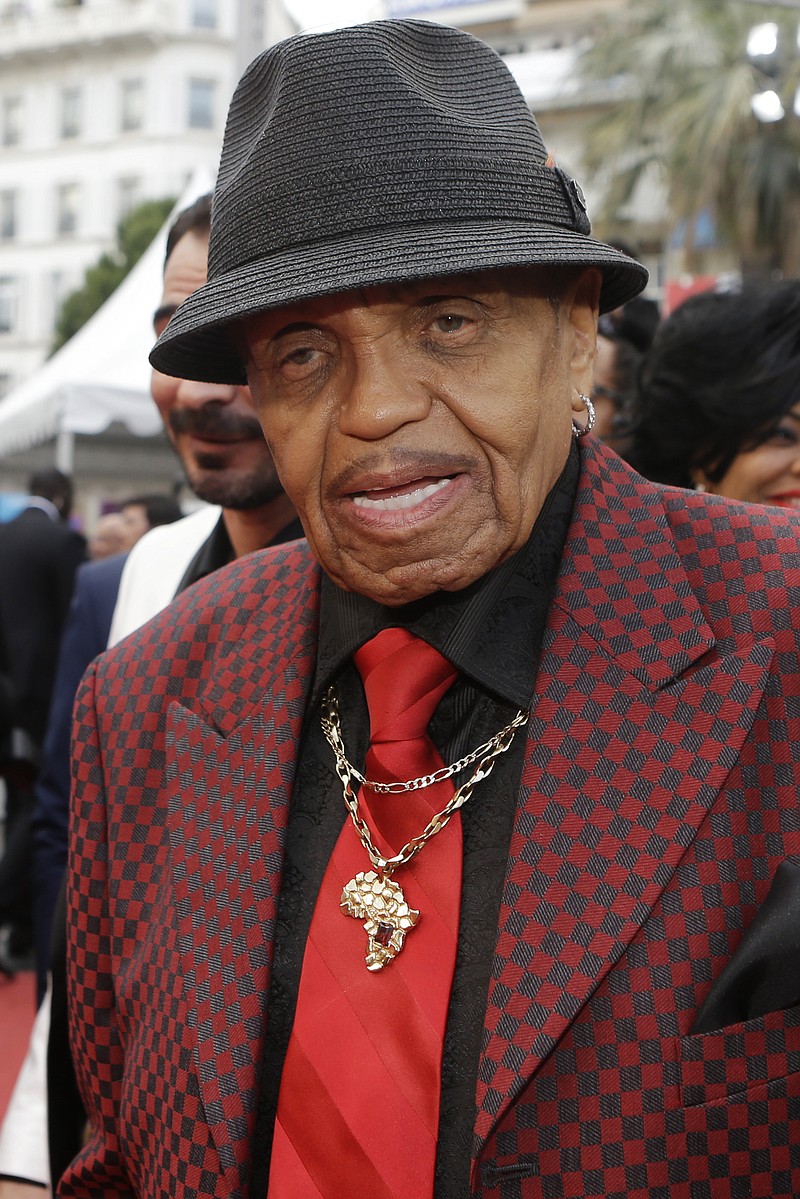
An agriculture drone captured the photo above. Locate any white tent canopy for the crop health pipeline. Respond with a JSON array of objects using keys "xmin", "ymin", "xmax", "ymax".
[{"xmin": 0, "ymin": 168, "xmax": 215, "ymax": 466}]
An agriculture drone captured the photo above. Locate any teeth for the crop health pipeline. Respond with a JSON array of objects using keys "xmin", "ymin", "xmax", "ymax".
[{"xmin": 353, "ymin": 478, "xmax": 451, "ymax": 512}]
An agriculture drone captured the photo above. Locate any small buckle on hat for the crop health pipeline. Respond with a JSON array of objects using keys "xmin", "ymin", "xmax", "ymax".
[
  {"xmin": 570, "ymin": 178, "xmax": 587, "ymax": 214},
  {"xmin": 553, "ymin": 167, "xmax": 591, "ymax": 234}
]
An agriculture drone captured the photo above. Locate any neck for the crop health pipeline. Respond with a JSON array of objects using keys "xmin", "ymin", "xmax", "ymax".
[{"xmin": 221, "ymin": 493, "xmax": 298, "ymax": 558}]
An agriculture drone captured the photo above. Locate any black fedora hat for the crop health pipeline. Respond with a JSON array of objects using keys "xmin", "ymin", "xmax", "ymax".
[{"xmin": 150, "ymin": 19, "xmax": 649, "ymax": 385}]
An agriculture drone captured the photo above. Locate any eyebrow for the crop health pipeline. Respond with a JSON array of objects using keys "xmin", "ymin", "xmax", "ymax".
[{"xmin": 271, "ymin": 320, "xmax": 319, "ymax": 339}]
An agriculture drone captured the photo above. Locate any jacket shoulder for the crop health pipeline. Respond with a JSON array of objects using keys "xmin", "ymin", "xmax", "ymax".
[
  {"xmin": 589, "ymin": 439, "xmax": 800, "ymax": 567},
  {"xmin": 108, "ymin": 535, "xmax": 318, "ymax": 656},
  {"xmin": 583, "ymin": 443, "xmax": 800, "ymax": 650},
  {"xmin": 654, "ymin": 475, "xmax": 800, "ymax": 599}
]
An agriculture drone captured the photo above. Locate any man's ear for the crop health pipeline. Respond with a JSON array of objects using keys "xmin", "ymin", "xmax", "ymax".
[{"xmin": 563, "ymin": 268, "xmax": 601, "ymax": 409}]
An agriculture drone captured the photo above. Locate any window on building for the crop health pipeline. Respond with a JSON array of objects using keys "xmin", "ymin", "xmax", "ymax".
[
  {"xmin": 188, "ymin": 78, "xmax": 215, "ymax": 129},
  {"xmin": 0, "ymin": 278, "xmax": 18, "ymax": 334},
  {"xmin": 0, "ymin": 191, "xmax": 17, "ymax": 240},
  {"xmin": 56, "ymin": 183, "xmax": 80, "ymax": 236},
  {"xmin": 120, "ymin": 78, "xmax": 144, "ymax": 132},
  {"xmin": 60, "ymin": 86, "xmax": 82, "ymax": 139},
  {"xmin": 2, "ymin": 96, "xmax": 23, "ymax": 147},
  {"xmin": 191, "ymin": 0, "xmax": 217, "ymax": 29},
  {"xmin": 50, "ymin": 271, "xmax": 70, "ymax": 333},
  {"xmin": 117, "ymin": 177, "xmax": 141, "ymax": 221}
]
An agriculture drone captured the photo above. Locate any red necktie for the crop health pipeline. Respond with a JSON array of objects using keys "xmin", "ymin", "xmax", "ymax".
[{"xmin": 268, "ymin": 627, "xmax": 461, "ymax": 1198}]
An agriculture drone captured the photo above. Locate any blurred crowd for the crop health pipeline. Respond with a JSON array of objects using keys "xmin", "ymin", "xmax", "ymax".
[{"xmin": 0, "ymin": 473, "xmax": 182, "ymax": 976}]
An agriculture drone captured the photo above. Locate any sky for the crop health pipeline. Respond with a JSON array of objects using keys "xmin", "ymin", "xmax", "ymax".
[{"xmin": 287, "ymin": 0, "xmax": 385, "ymax": 32}]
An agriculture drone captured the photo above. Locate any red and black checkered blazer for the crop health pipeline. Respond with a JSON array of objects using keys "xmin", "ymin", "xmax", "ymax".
[{"xmin": 64, "ymin": 440, "xmax": 800, "ymax": 1198}]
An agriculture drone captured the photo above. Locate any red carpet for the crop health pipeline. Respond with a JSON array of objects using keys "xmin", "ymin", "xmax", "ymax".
[{"xmin": 0, "ymin": 970, "xmax": 37, "ymax": 1122}]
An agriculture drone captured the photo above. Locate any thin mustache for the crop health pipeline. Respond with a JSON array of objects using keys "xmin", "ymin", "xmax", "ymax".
[
  {"xmin": 168, "ymin": 408, "xmax": 263, "ymax": 440},
  {"xmin": 327, "ymin": 448, "xmax": 476, "ymax": 496}
]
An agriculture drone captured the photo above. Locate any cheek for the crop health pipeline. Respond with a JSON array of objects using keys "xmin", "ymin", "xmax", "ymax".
[
  {"xmin": 257, "ymin": 406, "xmax": 327, "ymax": 516},
  {"xmin": 150, "ymin": 372, "xmax": 176, "ymax": 424},
  {"xmin": 715, "ymin": 448, "xmax": 778, "ymax": 500}
]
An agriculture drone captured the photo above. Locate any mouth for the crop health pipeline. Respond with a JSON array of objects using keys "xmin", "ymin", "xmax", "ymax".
[
  {"xmin": 352, "ymin": 476, "xmax": 454, "ymax": 512},
  {"xmin": 334, "ymin": 460, "xmax": 468, "ymax": 532},
  {"xmin": 768, "ymin": 491, "xmax": 800, "ymax": 509}
]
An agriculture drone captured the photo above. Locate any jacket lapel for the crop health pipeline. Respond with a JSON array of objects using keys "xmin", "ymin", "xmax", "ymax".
[
  {"xmin": 475, "ymin": 445, "xmax": 773, "ymax": 1147},
  {"xmin": 164, "ymin": 546, "xmax": 320, "ymax": 1193}
]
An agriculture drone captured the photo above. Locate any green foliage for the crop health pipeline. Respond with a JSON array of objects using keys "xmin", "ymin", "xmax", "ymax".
[
  {"xmin": 579, "ymin": 0, "xmax": 800, "ymax": 276},
  {"xmin": 51, "ymin": 197, "xmax": 176, "ymax": 353}
]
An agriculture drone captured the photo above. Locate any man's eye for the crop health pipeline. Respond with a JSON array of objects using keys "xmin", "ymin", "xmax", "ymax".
[
  {"xmin": 432, "ymin": 313, "xmax": 467, "ymax": 334},
  {"xmin": 281, "ymin": 346, "xmax": 317, "ymax": 367}
]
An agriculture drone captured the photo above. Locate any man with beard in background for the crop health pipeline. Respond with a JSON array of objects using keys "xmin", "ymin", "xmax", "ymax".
[
  {"xmin": 0, "ymin": 193, "xmax": 301, "ymax": 1198},
  {"xmin": 110, "ymin": 192, "xmax": 300, "ymax": 640}
]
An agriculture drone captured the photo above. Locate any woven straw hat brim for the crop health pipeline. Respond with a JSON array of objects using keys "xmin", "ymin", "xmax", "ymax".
[{"xmin": 151, "ymin": 221, "xmax": 648, "ymax": 386}]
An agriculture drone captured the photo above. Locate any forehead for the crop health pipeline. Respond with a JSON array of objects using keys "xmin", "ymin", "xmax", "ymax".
[
  {"xmin": 242, "ymin": 266, "xmax": 559, "ymax": 338},
  {"xmin": 161, "ymin": 229, "xmax": 209, "ymax": 308}
]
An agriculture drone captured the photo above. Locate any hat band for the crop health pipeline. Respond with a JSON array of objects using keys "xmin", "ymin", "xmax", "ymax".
[{"xmin": 210, "ymin": 161, "xmax": 590, "ymax": 277}]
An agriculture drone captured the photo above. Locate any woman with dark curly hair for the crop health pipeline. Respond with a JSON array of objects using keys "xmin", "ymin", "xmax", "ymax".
[{"xmin": 628, "ymin": 282, "xmax": 800, "ymax": 508}]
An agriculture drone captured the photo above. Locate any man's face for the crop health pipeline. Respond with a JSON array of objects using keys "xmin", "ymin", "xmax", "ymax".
[
  {"xmin": 88, "ymin": 514, "xmax": 133, "ymax": 560},
  {"xmin": 119, "ymin": 502, "xmax": 149, "ymax": 544},
  {"xmin": 151, "ymin": 229, "xmax": 283, "ymax": 510},
  {"xmin": 243, "ymin": 268, "xmax": 598, "ymax": 605}
]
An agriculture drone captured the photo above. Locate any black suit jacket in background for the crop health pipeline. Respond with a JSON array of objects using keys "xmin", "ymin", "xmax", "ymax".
[{"xmin": 0, "ymin": 507, "xmax": 86, "ymax": 750}]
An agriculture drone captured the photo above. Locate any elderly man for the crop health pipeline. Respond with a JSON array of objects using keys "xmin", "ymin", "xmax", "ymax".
[{"xmin": 63, "ymin": 20, "xmax": 800, "ymax": 1199}]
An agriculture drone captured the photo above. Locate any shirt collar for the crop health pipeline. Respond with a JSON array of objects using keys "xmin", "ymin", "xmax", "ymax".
[
  {"xmin": 177, "ymin": 513, "xmax": 305, "ymax": 592},
  {"xmin": 312, "ymin": 444, "xmax": 579, "ymax": 712},
  {"xmin": 25, "ymin": 496, "xmax": 61, "ymax": 521}
]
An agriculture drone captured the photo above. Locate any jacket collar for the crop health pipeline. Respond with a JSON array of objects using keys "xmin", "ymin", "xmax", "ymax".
[{"xmin": 550, "ymin": 438, "xmax": 715, "ymax": 689}]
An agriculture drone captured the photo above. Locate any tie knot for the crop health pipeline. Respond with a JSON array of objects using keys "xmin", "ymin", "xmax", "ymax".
[{"xmin": 354, "ymin": 628, "xmax": 457, "ymax": 745}]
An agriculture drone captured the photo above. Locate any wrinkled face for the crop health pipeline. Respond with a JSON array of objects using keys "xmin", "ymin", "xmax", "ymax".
[
  {"xmin": 151, "ymin": 229, "xmax": 283, "ymax": 510},
  {"xmin": 698, "ymin": 403, "xmax": 800, "ymax": 508},
  {"xmin": 243, "ymin": 268, "xmax": 598, "ymax": 605}
]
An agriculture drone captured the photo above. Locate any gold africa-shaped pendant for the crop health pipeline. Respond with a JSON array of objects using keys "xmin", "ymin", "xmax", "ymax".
[{"xmin": 340, "ymin": 870, "xmax": 420, "ymax": 971}]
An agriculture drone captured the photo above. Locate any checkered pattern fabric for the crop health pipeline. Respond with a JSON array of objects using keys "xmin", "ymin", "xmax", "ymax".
[{"xmin": 64, "ymin": 441, "xmax": 800, "ymax": 1198}]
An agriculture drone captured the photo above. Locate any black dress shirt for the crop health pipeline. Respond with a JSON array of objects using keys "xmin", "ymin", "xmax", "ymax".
[
  {"xmin": 251, "ymin": 446, "xmax": 578, "ymax": 1199},
  {"xmin": 176, "ymin": 513, "xmax": 305, "ymax": 591}
]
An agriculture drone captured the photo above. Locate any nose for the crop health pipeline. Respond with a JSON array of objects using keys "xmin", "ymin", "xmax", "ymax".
[{"xmin": 337, "ymin": 341, "xmax": 432, "ymax": 441}]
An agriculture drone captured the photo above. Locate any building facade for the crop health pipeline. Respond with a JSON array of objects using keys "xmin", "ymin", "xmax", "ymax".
[
  {"xmin": 0, "ymin": 0, "xmax": 295, "ymax": 401},
  {"xmin": 0, "ymin": 0, "xmax": 667, "ymax": 525}
]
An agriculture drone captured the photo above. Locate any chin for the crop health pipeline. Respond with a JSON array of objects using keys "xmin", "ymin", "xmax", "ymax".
[{"xmin": 333, "ymin": 559, "xmax": 486, "ymax": 607}]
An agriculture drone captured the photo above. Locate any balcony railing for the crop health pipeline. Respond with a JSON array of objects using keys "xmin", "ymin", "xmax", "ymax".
[{"xmin": 0, "ymin": 1, "xmax": 209, "ymax": 57}]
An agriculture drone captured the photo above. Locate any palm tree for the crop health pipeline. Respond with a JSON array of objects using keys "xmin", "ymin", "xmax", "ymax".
[{"xmin": 578, "ymin": 0, "xmax": 800, "ymax": 278}]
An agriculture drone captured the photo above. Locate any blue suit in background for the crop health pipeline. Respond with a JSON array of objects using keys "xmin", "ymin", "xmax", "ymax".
[{"xmin": 32, "ymin": 552, "xmax": 127, "ymax": 990}]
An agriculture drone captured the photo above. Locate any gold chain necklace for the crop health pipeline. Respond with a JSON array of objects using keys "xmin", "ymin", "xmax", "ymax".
[{"xmin": 321, "ymin": 687, "xmax": 528, "ymax": 970}]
